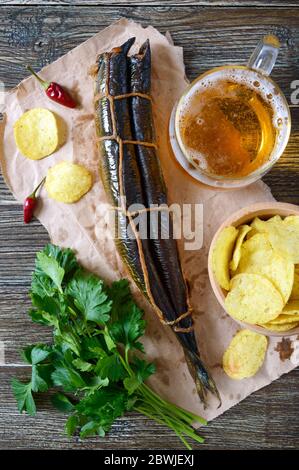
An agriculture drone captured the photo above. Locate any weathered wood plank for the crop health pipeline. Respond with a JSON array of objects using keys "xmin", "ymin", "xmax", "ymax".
[
  {"xmin": 0, "ymin": 6, "xmax": 298, "ymax": 102},
  {"xmin": 1, "ymin": 1, "xmax": 299, "ymax": 6},
  {"xmin": 1, "ymin": 366, "xmax": 298, "ymax": 449},
  {"xmin": 263, "ymin": 106, "xmax": 299, "ymax": 204},
  {"xmin": 0, "ymin": 287, "xmax": 52, "ymax": 363}
]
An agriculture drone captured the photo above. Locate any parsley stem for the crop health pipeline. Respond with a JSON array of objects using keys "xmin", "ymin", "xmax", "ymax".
[
  {"xmin": 141, "ymin": 383, "xmax": 207, "ymax": 425},
  {"xmin": 118, "ymin": 345, "xmax": 206, "ymax": 447},
  {"xmin": 138, "ymin": 383, "xmax": 206, "ymax": 426},
  {"xmin": 168, "ymin": 422, "xmax": 191, "ymax": 450},
  {"xmin": 135, "ymin": 402, "xmax": 204, "ymax": 448},
  {"xmin": 135, "ymin": 385, "xmax": 206, "ymax": 447},
  {"xmin": 125, "ymin": 346, "xmax": 129, "ymax": 366},
  {"xmin": 118, "ymin": 351, "xmax": 133, "ymax": 376},
  {"xmin": 134, "ymin": 405, "xmax": 192, "ymax": 450}
]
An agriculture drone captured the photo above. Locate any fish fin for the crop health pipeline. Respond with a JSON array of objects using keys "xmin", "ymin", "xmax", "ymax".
[{"xmin": 184, "ymin": 349, "xmax": 222, "ymax": 409}]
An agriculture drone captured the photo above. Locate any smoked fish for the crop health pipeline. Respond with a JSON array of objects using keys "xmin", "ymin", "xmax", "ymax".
[{"xmin": 94, "ymin": 38, "xmax": 220, "ymax": 406}]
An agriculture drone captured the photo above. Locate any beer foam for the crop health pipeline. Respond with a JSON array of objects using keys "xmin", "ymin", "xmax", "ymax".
[{"xmin": 177, "ymin": 66, "xmax": 290, "ymax": 173}]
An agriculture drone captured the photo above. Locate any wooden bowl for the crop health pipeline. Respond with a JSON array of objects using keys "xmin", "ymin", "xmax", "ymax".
[{"xmin": 208, "ymin": 202, "xmax": 299, "ymax": 337}]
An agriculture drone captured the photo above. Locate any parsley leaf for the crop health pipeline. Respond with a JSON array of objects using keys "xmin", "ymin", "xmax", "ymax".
[
  {"xmin": 123, "ymin": 359, "xmax": 155, "ymax": 395},
  {"xmin": 95, "ymin": 354, "xmax": 126, "ymax": 381},
  {"xmin": 31, "ymin": 366, "xmax": 49, "ymax": 392},
  {"xmin": 31, "ymin": 272, "xmax": 57, "ymax": 298},
  {"xmin": 31, "ymin": 345, "xmax": 52, "ymax": 365},
  {"xmin": 82, "ymin": 376, "xmax": 109, "ymax": 395},
  {"xmin": 42, "ymin": 244, "xmax": 78, "ymax": 278},
  {"xmin": 108, "ymin": 279, "xmax": 131, "ymax": 321},
  {"xmin": 21, "ymin": 344, "xmax": 51, "ymax": 366},
  {"xmin": 55, "ymin": 329, "xmax": 81, "ymax": 356},
  {"xmin": 65, "ymin": 414, "xmax": 79, "ymax": 437},
  {"xmin": 31, "ymin": 294, "xmax": 60, "ymax": 318},
  {"xmin": 11, "ymin": 379, "xmax": 36, "ymax": 416},
  {"xmin": 79, "ymin": 421, "xmax": 104, "ymax": 438},
  {"xmin": 19, "ymin": 345, "xmax": 53, "ymax": 393},
  {"xmin": 35, "ymin": 252, "xmax": 65, "ymax": 292},
  {"xmin": 52, "ymin": 393, "xmax": 75, "ymax": 412},
  {"xmin": 75, "ymin": 387, "xmax": 128, "ymax": 433},
  {"xmin": 67, "ymin": 272, "xmax": 111, "ymax": 324},
  {"xmin": 72, "ymin": 358, "xmax": 94, "ymax": 372},
  {"xmin": 31, "ymin": 245, "xmax": 78, "ymax": 299},
  {"xmin": 29, "ymin": 308, "xmax": 56, "ymax": 326},
  {"xmin": 109, "ymin": 301, "xmax": 145, "ymax": 353},
  {"xmin": 80, "ymin": 337, "xmax": 107, "ymax": 361},
  {"xmin": 123, "ymin": 376, "xmax": 140, "ymax": 395},
  {"xmin": 132, "ymin": 357, "xmax": 156, "ymax": 382},
  {"xmin": 51, "ymin": 366, "xmax": 86, "ymax": 392}
]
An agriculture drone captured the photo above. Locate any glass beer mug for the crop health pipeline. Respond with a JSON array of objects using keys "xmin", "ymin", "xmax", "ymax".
[{"xmin": 169, "ymin": 35, "xmax": 291, "ymax": 189}]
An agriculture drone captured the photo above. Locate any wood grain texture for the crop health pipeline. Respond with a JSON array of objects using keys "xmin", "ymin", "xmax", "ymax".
[
  {"xmin": 0, "ymin": 5, "xmax": 298, "ymax": 101},
  {"xmin": 0, "ymin": 3, "xmax": 299, "ymax": 450},
  {"xmin": 1, "ymin": 1, "xmax": 299, "ymax": 6}
]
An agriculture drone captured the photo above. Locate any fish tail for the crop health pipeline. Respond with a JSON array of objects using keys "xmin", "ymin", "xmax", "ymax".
[
  {"xmin": 119, "ymin": 37, "xmax": 136, "ymax": 54},
  {"xmin": 184, "ymin": 349, "xmax": 221, "ymax": 408}
]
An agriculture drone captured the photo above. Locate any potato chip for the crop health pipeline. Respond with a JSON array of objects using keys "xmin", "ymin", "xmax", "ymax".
[
  {"xmin": 290, "ymin": 269, "xmax": 299, "ymax": 300},
  {"xmin": 45, "ymin": 161, "xmax": 92, "ymax": 203},
  {"xmin": 268, "ymin": 215, "xmax": 283, "ymax": 223},
  {"xmin": 14, "ymin": 108, "xmax": 61, "ymax": 160},
  {"xmin": 251, "ymin": 215, "xmax": 281, "ymax": 231},
  {"xmin": 230, "ymin": 224, "xmax": 252, "ymax": 272},
  {"xmin": 284, "ymin": 215, "xmax": 299, "ymax": 228},
  {"xmin": 251, "ymin": 216, "xmax": 299, "ymax": 263},
  {"xmin": 245, "ymin": 227, "xmax": 260, "ymax": 240},
  {"xmin": 223, "ymin": 329, "xmax": 267, "ymax": 380},
  {"xmin": 225, "ymin": 273, "xmax": 284, "ymax": 324},
  {"xmin": 250, "ymin": 217, "xmax": 263, "ymax": 230},
  {"xmin": 260, "ymin": 321, "xmax": 299, "ymax": 332},
  {"xmin": 281, "ymin": 300, "xmax": 299, "ymax": 315},
  {"xmin": 212, "ymin": 226, "xmax": 239, "ymax": 290},
  {"xmin": 236, "ymin": 233, "xmax": 294, "ymax": 303},
  {"xmin": 240, "ymin": 231, "xmax": 269, "ymax": 250},
  {"xmin": 266, "ymin": 314, "xmax": 299, "ymax": 325}
]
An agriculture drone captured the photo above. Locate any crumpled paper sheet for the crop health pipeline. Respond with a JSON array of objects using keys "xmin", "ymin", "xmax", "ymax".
[{"xmin": 1, "ymin": 18, "xmax": 298, "ymax": 422}]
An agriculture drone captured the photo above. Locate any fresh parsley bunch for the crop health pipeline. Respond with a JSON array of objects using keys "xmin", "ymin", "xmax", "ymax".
[{"xmin": 12, "ymin": 244, "xmax": 206, "ymax": 448}]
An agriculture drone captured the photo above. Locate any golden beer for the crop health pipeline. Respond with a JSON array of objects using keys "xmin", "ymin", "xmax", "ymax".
[{"xmin": 179, "ymin": 76, "xmax": 278, "ymax": 178}]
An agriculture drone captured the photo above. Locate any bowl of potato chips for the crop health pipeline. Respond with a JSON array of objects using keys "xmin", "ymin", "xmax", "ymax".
[{"xmin": 208, "ymin": 202, "xmax": 299, "ymax": 337}]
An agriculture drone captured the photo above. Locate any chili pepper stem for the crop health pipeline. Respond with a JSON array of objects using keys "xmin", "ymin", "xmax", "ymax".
[
  {"xmin": 29, "ymin": 177, "xmax": 46, "ymax": 199},
  {"xmin": 26, "ymin": 66, "xmax": 50, "ymax": 90}
]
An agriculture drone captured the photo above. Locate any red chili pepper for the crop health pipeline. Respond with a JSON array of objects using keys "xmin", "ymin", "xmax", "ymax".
[
  {"xmin": 23, "ymin": 178, "xmax": 45, "ymax": 224},
  {"xmin": 27, "ymin": 65, "xmax": 77, "ymax": 109}
]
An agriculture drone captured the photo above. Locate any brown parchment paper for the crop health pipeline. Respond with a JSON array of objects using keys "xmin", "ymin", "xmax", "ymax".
[{"xmin": 1, "ymin": 18, "xmax": 298, "ymax": 423}]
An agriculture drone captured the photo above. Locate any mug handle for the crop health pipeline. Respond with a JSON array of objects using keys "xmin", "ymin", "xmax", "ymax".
[{"xmin": 247, "ymin": 35, "xmax": 280, "ymax": 76}]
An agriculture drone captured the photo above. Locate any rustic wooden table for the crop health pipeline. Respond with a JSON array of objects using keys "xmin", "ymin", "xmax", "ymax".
[{"xmin": 0, "ymin": 1, "xmax": 299, "ymax": 450}]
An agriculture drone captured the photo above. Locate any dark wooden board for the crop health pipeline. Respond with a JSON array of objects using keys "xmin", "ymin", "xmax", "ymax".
[
  {"xmin": 0, "ymin": 3, "xmax": 299, "ymax": 450},
  {"xmin": 1, "ymin": 5, "xmax": 298, "ymax": 102},
  {"xmin": 1, "ymin": 1, "xmax": 299, "ymax": 6}
]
